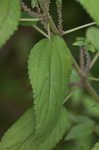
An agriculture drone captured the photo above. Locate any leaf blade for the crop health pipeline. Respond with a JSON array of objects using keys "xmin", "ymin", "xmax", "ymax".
[
  {"xmin": 28, "ymin": 36, "xmax": 72, "ymax": 140},
  {"xmin": 86, "ymin": 27, "xmax": 99, "ymax": 51},
  {"xmin": 0, "ymin": 0, "xmax": 21, "ymax": 48},
  {"xmin": 92, "ymin": 142, "xmax": 99, "ymax": 150},
  {"xmin": 77, "ymin": 0, "xmax": 99, "ymax": 25},
  {"xmin": 0, "ymin": 108, "xmax": 35, "ymax": 150}
]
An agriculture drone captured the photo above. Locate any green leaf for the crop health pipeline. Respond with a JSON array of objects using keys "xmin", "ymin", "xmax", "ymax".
[
  {"xmin": 85, "ymin": 42, "xmax": 96, "ymax": 53},
  {"xmin": 31, "ymin": 0, "xmax": 38, "ymax": 8},
  {"xmin": 77, "ymin": 0, "xmax": 99, "ymax": 25},
  {"xmin": 67, "ymin": 110, "xmax": 95, "ymax": 125},
  {"xmin": 92, "ymin": 142, "xmax": 99, "ymax": 150},
  {"xmin": 57, "ymin": 0, "xmax": 62, "ymax": 5},
  {"xmin": 86, "ymin": 27, "xmax": 99, "ymax": 51},
  {"xmin": 95, "ymin": 125, "xmax": 99, "ymax": 136},
  {"xmin": 21, "ymin": 12, "xmax": 33, "ymax": 19},
  {"xmin": 74, "ymin": 115, "xmax": 94, "ymax": 124},
  {"xmin": 83, "ymin": 96, "xmax": 99, "ymax": 118},
  {"xmin": 0, "ymin": 108, "xmax": 35, "ymax": 150},
  {"xmin": 28, "ymin": 36, "xmax": 72, "ymax": 146},
  {"xmin": 70, "ymin": 69, "xmax": 80, "ymax": 83},
  {"xmin": 55, "ymin": 134, "xmax": 93, "ymax": 150},
  {"xmin": 73, "ymin": 40, "xmax": 84, "ymax": 47},
  {"xmin": 73, "ymin": 37, "xmax": 85, "ymax": 47},
  {"xmin": 65, "ymin": 122, "xmax": 94, "ymax": 150},
  {"xmin": 73, "ymin": 36, "xmax": 96, "ymax": 52},
  {"xmin": 65, "ymin": 122, "xmax": 94, "ymax": 141},
  {"xmin": 6, "ymin": 108, "xmax": 70, "ymax": 150},
  {"xmin": 0, "ymin": 36, "xmax": 72, "ymax": 150},
  {"xmin": 75, "ymin": 135, "xmax": 93, "ymax": 150},
  {"xmin": 54, "ymin": 142, "xmax": 75, "ymax": 150},
  {"xmin": 71, "ymin": 87, "xmax": 83, "ymax": 106},
  {"xmin": 20, "ymin": 108, "xmax": 70, "ymax": 150},
  {"xmin": 0, "ymin": 0, "xmax": 21, "ymax": 48},
  {"xmin": 38, "ymin": 108, "xmax": 70, "ymax": 150}
]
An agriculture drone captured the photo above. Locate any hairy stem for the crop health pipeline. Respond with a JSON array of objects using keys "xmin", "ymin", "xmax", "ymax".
[
  {"xmin": 38, "ymin": 0, "xmax": 59, "ymax": 35},
  {"xmin": 20, "ymin": 0, "xmax": 42, "ymax": 19},
  {"xmin": 33, "ymin": 25, "xmax": 49, "ymax": 38},
  {"xmin": 72, "ymin": 56, "xmax": 99, "ymax": 101},
  {"xmin": 56, "ymin": 1, "xmax": 63, "ymax": 34},
  {"xmin": 88, "ymin": 77, "xmax": 99, "ymax": 82},
  {"xmin": 20, "ymin": 18, "xmax": 49, "ymax": 38},
  {"xmin": 90, "ymin": 51, "xmax": 99, "ymax": 69},
  {"xmin": 20, "ymin": 18, "xmax": 40, "ymax": 22},
  {"xmin": 80, "ymin": 46, "xmax": 85, "ymax": 71},
  {"xmin": 84, "ymin": 80, "xmax": 99, "ymax": 101},
  {"xmin": 64, "ymin": 90, "xmax": 76, "ymax": 104},
  {"xmin": 63, "ymin": 22, "xmax": 96, "ymax": 35}
]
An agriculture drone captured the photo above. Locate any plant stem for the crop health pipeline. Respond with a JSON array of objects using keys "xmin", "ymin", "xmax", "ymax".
[
  {"xmin": 48, "ymin": 23, "xmax": 51, "ymax": 40},
  {"xmin": 90, "ymin": 51, "xmax": 99, "ymax": 69},
  {"xmin": 72, "ymin": 56, "xmax": 83, "ymax": 76},
  {"xmin": 64, "ymin": 91, "xmax": 74, "ymax": 104},
  {"xmin": 47, "ymin": 14, "xmax": 59, "ymax": 35},
  {"xmin": 20, "ymin": 18, "xmax": 40, "ymax": 22},
  {"xmin": 84, "ymin": 80, "xmax": 99, "ymax": 101},
  {"xmin": 20, "ymin": 0, "xmax": 42, "ymax": 19},
  {"xmin": 64, "ymin": 88, "xmax": 77, "ymax": 104},
  {"xmin": 38, "ymin": 0, "xmax": 59, "ymax": 35},
  {"xmin": 72, "ymin": 56, "xmax": 99, "ymax": 101},
  {"xmin": 63, "ymin": 22, "xmax": 96, "ymax": 35},
  {"xmin": 20, "ymin": 18, "xmax": 49, "ymax": 38},
  {"xmin": 21, "ymin": 0, "xmax": 99, "ymax": 100},
  {"xmin": 33, "ymin": 25, "xmax": 49, "ymax": 38},
  {"xmin": 88, "ymin": 77, "xmax": 99, "ymax": 82},
  {"xmin": 56, "ymin": 1, "xmax": 63, "ymax": 34}
]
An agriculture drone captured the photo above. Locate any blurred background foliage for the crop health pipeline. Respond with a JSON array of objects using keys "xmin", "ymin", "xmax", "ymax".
[{"xmin": 0, "ymin": 0, "xmax": 99, "ymax": 149}]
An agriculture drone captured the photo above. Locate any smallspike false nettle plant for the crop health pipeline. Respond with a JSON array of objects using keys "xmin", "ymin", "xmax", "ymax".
[{"xmin": 0, "ymin": 0, "xmax": 99, "ymax": 150}]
